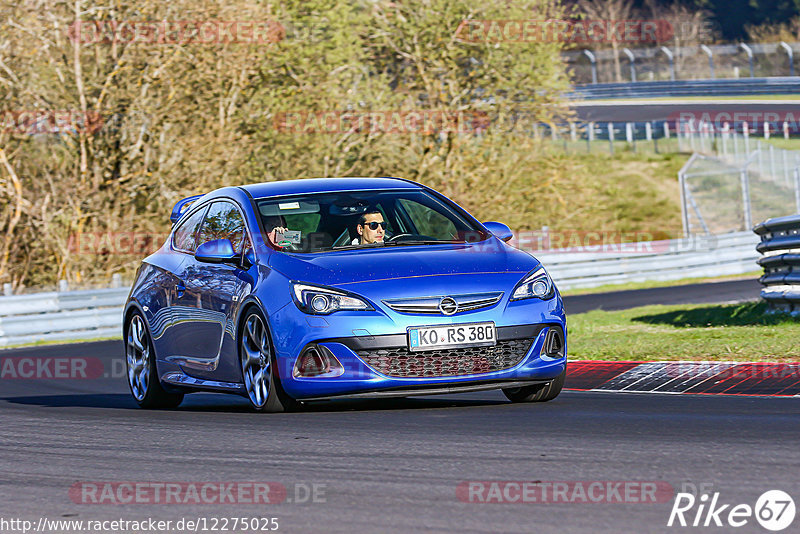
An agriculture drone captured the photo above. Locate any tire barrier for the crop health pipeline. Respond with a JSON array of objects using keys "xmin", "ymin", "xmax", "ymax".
[{"xmin": 754, "ymin": 214, "xmax": 800, "ymax": 313}]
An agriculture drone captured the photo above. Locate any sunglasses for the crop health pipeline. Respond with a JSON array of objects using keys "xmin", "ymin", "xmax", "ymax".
[{"xmin": 362, "ymin": 221, "xmax": 387, "ymax": 230}]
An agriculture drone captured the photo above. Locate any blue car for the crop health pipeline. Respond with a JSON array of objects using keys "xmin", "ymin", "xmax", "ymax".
[{"xmin": 123, "ymin": 178, "xmax": 567, "ymax": 412}]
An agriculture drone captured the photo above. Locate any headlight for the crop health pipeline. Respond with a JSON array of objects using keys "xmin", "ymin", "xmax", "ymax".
[
  {"xmin": 511, "ymin": 267, "xmax": 555, "ymax": 301},
  {"xmin": 291, "ymin": 282, "xmax": 373, "ymax": 315}
]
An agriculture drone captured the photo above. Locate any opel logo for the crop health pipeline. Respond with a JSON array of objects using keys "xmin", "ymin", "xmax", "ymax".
[{"xmin": 438, "ymin": 297, "xmax": 458, "ymax": 315}]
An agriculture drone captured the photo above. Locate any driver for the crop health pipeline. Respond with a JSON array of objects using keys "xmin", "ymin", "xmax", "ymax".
[{"xmin": 353, "ymin": 211, "xmax": 386, "ymax": 245}]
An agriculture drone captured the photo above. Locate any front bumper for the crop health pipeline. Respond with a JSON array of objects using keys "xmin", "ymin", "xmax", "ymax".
[
  {"xmin": 297, "ymin": 378, "xmax": 553, "ymax": 401},
  {"xmin": 271, "ymin": 313, "xmax": 566, "ymax": 400}
]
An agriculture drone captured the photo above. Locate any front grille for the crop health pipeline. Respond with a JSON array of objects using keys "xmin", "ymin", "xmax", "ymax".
[
  {"xmin": 356, "ymin": 339, "xmax": 533, "ymax": 378},
  {"xmin": 382, "ymin": 292, "xmax": 503, "ymax": 315}
]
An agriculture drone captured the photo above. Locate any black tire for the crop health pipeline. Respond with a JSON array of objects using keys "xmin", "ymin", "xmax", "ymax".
[
  {"xmin": 239, "ymin": 307, "xmax": 300, "ymax": 413},
  {"xmin": 503, "ymin": 366, "xmax": 566, "ymax": 403},
  {"xmin": 125, "ymin": 311, "xmax": 184, "ymax": 409}
]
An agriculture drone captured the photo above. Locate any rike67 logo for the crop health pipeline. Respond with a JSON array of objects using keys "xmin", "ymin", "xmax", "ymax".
[{"xmin": 668, "ymin": 490, "xmax": 795, "ymax": 531}]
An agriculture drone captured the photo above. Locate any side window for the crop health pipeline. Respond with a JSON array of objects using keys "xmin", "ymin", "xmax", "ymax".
[
  {"xmin": 197, "ymin": 201, "xmax": 247, "ymax": 254},
  {"xmin": 397, "ymin": 199, "xmax": 457, "ymax": 239},
  {"xmin": 172, "ymin": 206, "xmax": 208, "ymax": 252}
]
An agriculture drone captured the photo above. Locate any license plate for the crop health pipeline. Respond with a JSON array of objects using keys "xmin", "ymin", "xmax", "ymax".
[{"xmin": 407, "ymin": 322, "xmax": 496, "ymax": 352}]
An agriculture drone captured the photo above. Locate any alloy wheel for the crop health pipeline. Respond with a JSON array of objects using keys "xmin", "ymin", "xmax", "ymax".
[
  {"xmin": 241, "ymin": 313, "xmax": 271, "ymax": 408},
  {"xmin": 126, "ymin": 314, "xmax": 151, "ymax": 401}
]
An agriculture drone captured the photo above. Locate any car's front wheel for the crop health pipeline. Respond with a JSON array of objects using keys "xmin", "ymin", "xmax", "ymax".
[
  {"xmin": 125, "ymin": 312, "xmax": 184, "ymax": 409},
  {"xmin": 503, "ymin": 366, "xmax": 566, "ymax": 403},
  {"xmin": 239, "ymin": 308, "xmax": 298, "ymax": 413}
]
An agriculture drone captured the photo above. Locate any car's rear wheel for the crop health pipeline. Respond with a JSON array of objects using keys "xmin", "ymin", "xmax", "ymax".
[
  {"xmin": 240, "ymin": 309, "xmax": 298, "ymax": 413},
  {"xmin": 125, "ymin": 312, "xmax": 184, "ymax": 409},
  {"xmin": 503, "ymin": 366, "xmax": 566, "ymax": 403}
]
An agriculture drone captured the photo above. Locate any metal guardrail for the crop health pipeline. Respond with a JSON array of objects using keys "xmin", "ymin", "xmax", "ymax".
[
  {"xmin": 0, "ymin": 288, "xmax": 128, "ymax": 347},
  {"xmin": 571, "ymin": 77, "xmax": 800, "ymax": 100},
  {"xmin": 0, "ymin": 232, "xmax": 761, "ymax": 347},
  {"xmin": 566, "ymin": 41, "xmax": 800, "ymax": 85},
  {"xmin": 536, "ymin": 232, "xmax": 759, "ymax": 290},
  {"xmin": 754, "ymin": 214, "xmax": 800, "ymax": 312}
]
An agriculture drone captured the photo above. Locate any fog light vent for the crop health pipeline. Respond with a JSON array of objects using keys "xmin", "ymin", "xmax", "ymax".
[
  {"xmin": 293, "ymin": 345, "xmax": 345, "ymax": 378},
  {"xmin": 542, "ymin": 328, "xmax": 564, "ymax": 358}
]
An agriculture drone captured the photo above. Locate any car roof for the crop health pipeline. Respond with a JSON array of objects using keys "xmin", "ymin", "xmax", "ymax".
[{"xmin": 239, "ymin": 177, "xmax": 422, "ymax": 199}]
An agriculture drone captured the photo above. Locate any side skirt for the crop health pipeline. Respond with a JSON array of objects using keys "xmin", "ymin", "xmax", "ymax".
[{"xmin": 162, "ymin": 371, "xmax": 245, "ymax": 394}]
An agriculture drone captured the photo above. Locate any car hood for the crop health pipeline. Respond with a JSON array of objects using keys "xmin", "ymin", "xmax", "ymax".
[{"xmin": 268, "ymin": 240, "xmax": 539, "ymax": 296}]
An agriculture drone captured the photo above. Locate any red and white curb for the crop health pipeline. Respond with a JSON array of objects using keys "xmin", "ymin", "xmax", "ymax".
[{"xmin": 565, "ymin": 361, "xmax": 800, "ymax": 396}]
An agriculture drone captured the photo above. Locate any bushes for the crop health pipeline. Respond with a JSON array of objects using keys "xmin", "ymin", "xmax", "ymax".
[{"xmin": 0, "ymin": 0, "xmax": 681, "ymax": 290}]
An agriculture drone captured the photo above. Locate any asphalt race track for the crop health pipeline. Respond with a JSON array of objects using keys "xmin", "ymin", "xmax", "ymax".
[
  {"xmin": 562, "ymin": 278, "xmax": 761, "ymax": 314},
  {"xmin": 2, "ymin": 359, "xmax": 799, "ymax": 533},
  {"xmin": 1, "ymin": 278, "xmax": 794, "ymax": 534}
]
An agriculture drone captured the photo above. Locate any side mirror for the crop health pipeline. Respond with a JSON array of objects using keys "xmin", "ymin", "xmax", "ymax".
[
  {"xmin": 195, "ymin": 239, "xmax": 239, "ymax": 264},
  {"xmin": 482, "ymin": 221, "xmax": 514, "ymax": 242},
  {"xmin": 241, "ymin": 248, "xmax": 256, "ymax": 268}
]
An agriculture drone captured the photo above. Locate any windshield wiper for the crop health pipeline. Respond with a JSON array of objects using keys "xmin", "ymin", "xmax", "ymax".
[
  {"xmin": 329, "ymin": 240, "xmax": 461, "ymax": 251},
  {"xmin": 382, "ymin": 240, "xmax": 460, "ymax": 246},
  {"xmin": 331, "ymin": 243, "xmax": 385, "ymax": 251}
]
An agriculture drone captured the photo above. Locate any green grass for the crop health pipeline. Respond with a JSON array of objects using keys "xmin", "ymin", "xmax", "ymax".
[
  {"xmin": 762, "ymin": 138, "xmax": 800, "ymax": 151},
  {"xmin": 460, "ymin": 148, "xmax": 688, "ymax": 239},
  {"xmin": 569, "ymin": 301, "xmax": 800, "ymax": 362},
  {"xmin": 544, "ymin": 138, "xmax": 684, "ymax": 156},
  {"xmin": 560, "ymin": 272, "xmax": 762, "ymax": 296},
  {"xmin": 6, "ymin": 300, "xmax": 795, "ymax": 364}
]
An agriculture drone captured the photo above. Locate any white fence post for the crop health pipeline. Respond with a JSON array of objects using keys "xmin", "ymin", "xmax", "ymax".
[
  {"xmin": 743, "ymin": 122, "xmax": 750, "ymax": 154},
  {"xmin": 608, "ymin": 122, "xmax": 615, "ymax": 154}
]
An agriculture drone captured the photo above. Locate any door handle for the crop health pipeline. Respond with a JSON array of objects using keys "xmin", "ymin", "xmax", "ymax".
[{"xmin": 176, "ymin": 281, "xmax": 186, "ymax": 298}]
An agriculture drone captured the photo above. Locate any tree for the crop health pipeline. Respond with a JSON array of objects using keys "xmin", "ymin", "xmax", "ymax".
[
  {"xmin": 577, "ymin": 0, "xmax": 634, "ymax": 83},
  {"xmin": 0, "ymin": 0, "xmax": 575, "ymax": 288}
]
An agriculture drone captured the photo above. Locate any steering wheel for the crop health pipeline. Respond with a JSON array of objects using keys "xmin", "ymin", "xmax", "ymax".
[
  {"xmin": 386, "ymin": 233, "xmax": 412, "ymax": 242},
  {"xmin": 386, "ymin": 233, "xmax": 436, "ymax": 243}
]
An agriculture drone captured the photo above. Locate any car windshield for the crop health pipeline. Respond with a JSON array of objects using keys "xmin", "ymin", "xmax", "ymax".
[{"xmin": 255, "ymin": 189, "xmax": 489, "ymax": 253}]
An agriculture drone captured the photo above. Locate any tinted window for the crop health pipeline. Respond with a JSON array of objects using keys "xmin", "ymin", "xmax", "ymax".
[
  {"xmin": 282, "ymin": 212, "xmax": 321, "ymax": 235},
  {"xmin": 197, "ymin": 201, "xmax": 247, "ymax": 254},
  {"xmin": 255, "ymin": 190, "xmax": 485, "ymax": 253},
  {"xmin": 172, "ymin": 206, "xmax": 208, "ymax": 252}
]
